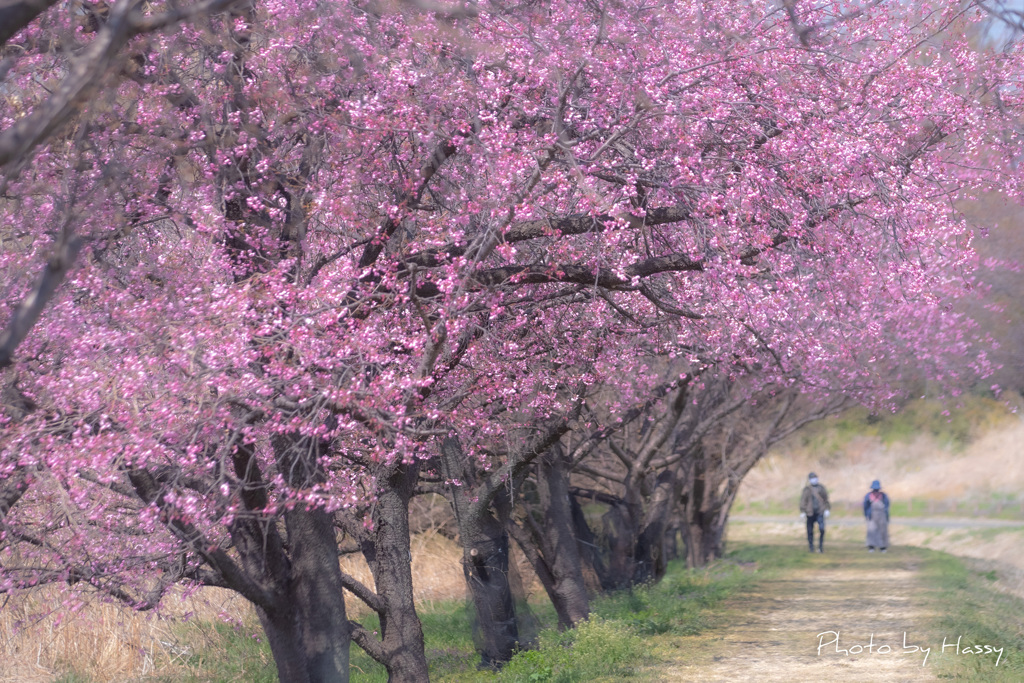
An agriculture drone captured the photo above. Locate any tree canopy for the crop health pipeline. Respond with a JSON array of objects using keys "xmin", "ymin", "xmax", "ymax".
[{"xmin": 1, "ymin": 0, "xmax": 1022, "ymax": 680}]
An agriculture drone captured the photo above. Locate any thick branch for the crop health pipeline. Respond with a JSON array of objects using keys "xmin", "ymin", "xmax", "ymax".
[
  {"xmin": 0, "ymin": 234, "xmax": 82, "ymax": 369},
  {"xmin": 354, "ymin": 140, "xmax": 459, "ymax": 271},
  {"xmin": 339, "ymin": 571, "xmax": 384, "ymax": 614},
  {"xmin": 567, "ymin": 486, "xmax": 625, "ymax": 507},
  {"xmin": 126, "ymin": 467, "xmax": 276, "ymax": 609},
  {"xmin": 567, "ymin": 378, "xmax": 688, "ymax": 464},
  {"xmin": 470, "ymin": 406, "xmax": 580, "ymax": 519},
  {"xmin": 349, "ymin": 620, "xmax": 389, "ymax": 665},
  {"xmin": 0, "ymin": 0, "xmax": 60, "ymax": 47},
  {"xmin": 0, "ymin": 468, "xmax": 30, "ymax": 518},
  {"xmin": 405, "ymin": 206, "xmax": 694, "ymax": 270},
  {"xmin": 470, "ymin": 250, "xmax": 704, "ymax": 291}
]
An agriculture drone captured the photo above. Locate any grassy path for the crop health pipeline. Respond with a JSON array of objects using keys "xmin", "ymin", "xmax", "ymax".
[{"xmin": 655, "ymin": 543, "xmax": 939, "ymax": 682}]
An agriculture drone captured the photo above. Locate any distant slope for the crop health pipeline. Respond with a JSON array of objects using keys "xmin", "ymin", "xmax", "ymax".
[{"xmin": 736, "ymin": 396, "xmax": 1024, "ymax": 517}]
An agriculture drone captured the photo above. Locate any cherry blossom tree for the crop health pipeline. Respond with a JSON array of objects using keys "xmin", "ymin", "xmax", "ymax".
[
  {"xmin": 0, "ymin": 0, "xmax": 250, "ymax": 371},
  {"xmin": 1, "ymin": 0, "xmax": 1022, "ymax": 681}
]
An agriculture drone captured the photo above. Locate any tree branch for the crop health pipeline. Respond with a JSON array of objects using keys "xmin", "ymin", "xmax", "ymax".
[
  {"xmin": 339, "ymin": 571, "xmax": 384, "ymax": 614},
  {"xmin": 349, "ymin": 620, "xmax": 390, "ymax": 665},
  {"xmin": 0, "ymin": 233, "xmax": 82, "ymax": 369}
]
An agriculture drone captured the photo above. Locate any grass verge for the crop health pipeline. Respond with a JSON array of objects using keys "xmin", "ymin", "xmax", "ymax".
[
  {"xmin": 355, "ymin": 552, "xmax": 780, "ymax": 682},
  {"xmin": 918, "ymin": 551, "xmax": 1024, "ymax": 681},
  {"xmin": 107, "ymin": 550, "xmax": 787, "ymax": 683},
  {"xmin": 53, "ymin": 541, "xmax": 1023, "ymax": 682}
]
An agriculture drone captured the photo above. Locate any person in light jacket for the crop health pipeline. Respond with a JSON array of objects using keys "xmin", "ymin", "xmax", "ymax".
[
  {"xmin": 863, "ymin": 480, "xmax": 890, "ymax": 552},
  {"xmin": 800, "ymin": 472, "xmax": 830, "ymax": 553}
]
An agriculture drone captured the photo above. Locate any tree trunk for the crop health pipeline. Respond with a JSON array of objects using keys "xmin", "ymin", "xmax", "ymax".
[
  {"xmin": 130, "ymin": 457, "xmax": 352, "ymax": 683},
  {"xmin": 267, "ymin": 434, "xmax": 351, "ymax": 682},
  {"xmin": 536, "ymin": 446, "xmax": 590, "ymax": 628},
  {"xmin": 363, "ymin": 462, "xmax": 429, "ymax": 682},
  {"xmin": 663, "ymin": 519, "xmax": 681, "ymax": 562},
  {"xmin": 677, "ymin": 448, "xmax": 740, "ymax": 568},
  {"xmin": 632, "ymin": 469, "xmax": 678, "ymax": 584},
  {"xmin": 284, "ymin": 506, "xmax": 352, "ymax": 683},
  {"xmin": 679, "ymin": 450, "xmax": 709, "ymax": 568},
  {"xmin": 257, "ymin": 606, "xmax": 316, "ymax": 683},
  {"xmin": 440, "ymin": 437, "xmax": 520, "ymax": 668},
  {"xmin": 462, "ymin": 510, "xmax": 520, "ymax": 667},
  {"xmin": 594, "ymin": 468, "xmax": 679, "ymax": 588},
  {"xmin": 509, "ymin": 446, "xmax": 590, "ymax": 630},
  {"xmin": 568, "ymin": 493, "xmax": 612, "ymax": 593},
  {"xmin": 681, "ymin": 501, "xmax": 730, "ymax": 567},
  {"xmin": 601, "ymin": 503, "xmax": 635, "ymax": 590}
]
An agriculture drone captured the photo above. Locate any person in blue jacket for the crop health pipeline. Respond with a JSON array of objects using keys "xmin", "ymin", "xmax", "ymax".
[{"xmin": 863, "ymin": 480, "xmax": 890, "ymax": 552}]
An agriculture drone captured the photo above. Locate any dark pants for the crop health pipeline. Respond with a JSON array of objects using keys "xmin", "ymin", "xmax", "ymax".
[{"xmin": 806, "ymin": 513, "xmax": 825, "ymax": 551}]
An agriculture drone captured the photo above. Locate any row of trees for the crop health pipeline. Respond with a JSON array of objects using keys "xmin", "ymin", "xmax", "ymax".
[{"xmin": 1, "ymin": 1, "xmax": 1022, "ymax": 681}]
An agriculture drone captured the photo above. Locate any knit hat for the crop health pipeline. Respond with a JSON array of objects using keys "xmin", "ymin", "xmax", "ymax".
[
  {"xmin": 870, "ymin": 480, "xmax": 881, "ymax": 490},
  {"xmin": 808, "ymin": 472, "xmax": 817, "ymax": 479}
]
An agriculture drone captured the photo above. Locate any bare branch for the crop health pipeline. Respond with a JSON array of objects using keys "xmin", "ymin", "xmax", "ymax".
[
  {"xmin": 349, "ymin": 620, "xmax": 389, "ymax": 665},
  {"xmin": 339, "ymin": 571, "xmax": 384, "ymax": 614},
  {"xmin": 0, "ymin": 233, "xmax": 82, "ymax": 369},
  {"xmin": 0, "ymin": 0, "xmax": 61, "ymax": 48}
]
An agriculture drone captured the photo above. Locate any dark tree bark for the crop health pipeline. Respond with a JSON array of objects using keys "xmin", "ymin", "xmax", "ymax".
[
  {"xmin": 257, "ymin": 605, "xmax": 316, "ymax": 683},
  {"xmin": 440, "ymin": 436, "xmax": 520, "ymax": 667},
  {"xmin": 568, "ymin": 492, "xmax": 613, "ymax": 592},
  {"xmin": 0, "ymin": 0, "xmax": 61, "ymax": 47},
  {"xmin": 677, "ymin": 442, "xmax": 749, "ymax": 567},
  {"xmin": 350, "ymin": 461, "xmax": 430, "ymax": 683},
  {"xmin": 533, "ymin": 445, "xmax": 590, "ymax": 626},
  {"xmin": 678, "ymin": 448, "xmax": 717, "ymax": 568},
  {"xmin": 284, "ymin": 506, "xmax": 352, "ymax": 682},
  {"xmin": 437, "ymin": 413, "xmax": 575, "ymax": 668},
  {"xmin": 231, "ymin": 436, "xmax": 353, "ymax": 683},
  {"xmin": 584, "ymin": 472, "xmax": 681, "ymax": 587},
  {"xmin": 673, "ymin": 391, "xmax": 847, "ymax": 567},
  {"xmin": 128, "ymin": 447, "xmax": 353, "ymax": 683},
  {"xmin": 508, "ymin": 445, "xmax": 590, "ymax": 630},
  {"xmin": 463, "ymin": 509, "xmax": 520, "ymax": 668},
  {"xmin": 631, "ymin": 468, "xmax": 680, "ymax": 583},
  {"xmin": 240, "ymin": 512, "xmax": 351, "ymax": 683},
  {"xmin": 0, "ymin": 467, "xmax": 30, "ymax": 519}
]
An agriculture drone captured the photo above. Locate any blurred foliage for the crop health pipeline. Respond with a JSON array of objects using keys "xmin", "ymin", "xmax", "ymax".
[{"xmin": 795, "ymin": 394, "xmax": 1019, "ymax": 455}]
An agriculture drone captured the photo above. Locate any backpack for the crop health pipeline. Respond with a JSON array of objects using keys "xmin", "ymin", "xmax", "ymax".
[{"xmin": 809, "ymin": 485, "xmax": 824, "ymax": 515}]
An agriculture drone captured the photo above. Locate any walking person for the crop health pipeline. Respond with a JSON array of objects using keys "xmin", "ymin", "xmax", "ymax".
[
  {"xmin": 800, "ymin": 472, "xmax": 830, "ymax": 553},
  {"xmin": 863, "ymin": 480, "xmax": 890, "ymax": 552}
]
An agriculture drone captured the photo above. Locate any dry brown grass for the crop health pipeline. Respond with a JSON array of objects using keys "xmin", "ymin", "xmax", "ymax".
[
  {"xmin": 0, "ymin": 583, "xmax": 254, "ymax": 682},
  {"xmin": 340, "ymin": 529, "xmax": 466, "ymax": 617},
  {"xmin": 0, "ymin": 530, "xmax": 467, "ymax": 682},
  {"xmin": 738, "ymin": 417, "xmax": 1024, "ymax": 509}
]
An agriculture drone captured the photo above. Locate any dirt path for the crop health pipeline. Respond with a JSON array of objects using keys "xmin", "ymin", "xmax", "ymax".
[
  {"xmin": 730, "ymin": 514, "xmax": 1024, "ymax": 529},
  {"xmin": 657, "ymin": 543, "xmax": 939, "ymax": 682}
]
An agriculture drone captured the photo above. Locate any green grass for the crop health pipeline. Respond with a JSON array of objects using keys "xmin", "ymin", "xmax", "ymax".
[
  {"xmin": 488, "ymin": 545, "xmax": 819, "ymax": 682},
  {"xmin": 886, "ymin": 497, "xmax": 1024, "ymax": 520},
  {"xmin": 150, "ymin": 620, "xmax": 279, "ymax": 683},
  {"xmin": 495, "ymin": 617, "xmax": 647, "ymax": 683},
  {"xmin": 127, "ymin": 553, "xmax": 775, "ymax": 683},
  {"xmin": 55, "ymin": 541, "xmax": 1020, "ymax": 682},
  {"xmin": 730, "ymin": 500, "xmax": 794, "ymax": 516},
  {"xmin": 52, "ymin": 673, "xmax": 93, "ymax": 683},
  {"xmin": 734, "ymin": 494, "xmax": 1024, "ymax": 520},
  {"xmin": 349, "ymin": 603, "xmax": 484, "ymax": 681},
  {"xmin": 919, "ymin": 551, "xmax": 1024, "ymax": 681}
]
